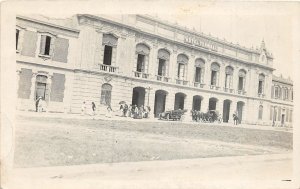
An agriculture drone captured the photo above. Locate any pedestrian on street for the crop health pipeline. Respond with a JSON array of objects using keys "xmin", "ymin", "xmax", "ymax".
[
  {"xmin": 35, "ymin": 96, "xmax": 42, "ymax": 112},
  {"xmin": 92, "ymin": 102, "xmax": 96, "ymax": 115},
  {"xmin": 81, "ymin": 101, "xmax": 86, "ymax": 116}
]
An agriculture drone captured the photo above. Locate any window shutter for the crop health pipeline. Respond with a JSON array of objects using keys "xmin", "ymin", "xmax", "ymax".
[
  {"xmin": 53, "ymin": 37, "xmax": 69, "ymax": 63},
  {"xmin": 49, "ymin": 37, "xmax": 55, "ymax": 56},
  {"xmin": 278, "ymin": 107, "xmax": 281, "ymax": 121},
  {"xmin": 50, "ymin": 73, "xmax": 65, "ymax": 102},
  {"xmin": 18, "ymin": 68, "xmax": 32, "ymax": 99},
  {"xmin": 201, "ymin": 68, "xmax": 204, "ymax": 83},
  {"xmin": 40, "ymin": 35, "xmax": 46, "ymax": 54},
  {"xmin": 271, "ymin": 86, "xmax": 274, "ymax": 98},
  {"xmin": 21, "ymin": 31, "xmax": 38, "ymax": 57}
]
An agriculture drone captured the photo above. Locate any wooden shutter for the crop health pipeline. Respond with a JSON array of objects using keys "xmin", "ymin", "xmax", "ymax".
[
  {"xmin": 271, "ymin": 86, "xmax": 274, "ymax": 98},
  {"xmin": 53, "ymin": 38, "xmax": 69, "ymax": 63},
  {"xmin": 21, "ymin": 31, "xmax": 38, "ymax": 57},
  {"xmin": 50, "ymin": 73, "xmax": 65, "ymax": 102},
  {"xmin": 18, "ymin": 68, "xmax": 32, "ymax": 99}
]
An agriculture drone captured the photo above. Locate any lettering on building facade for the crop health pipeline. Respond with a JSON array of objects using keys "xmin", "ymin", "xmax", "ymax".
[{"xmin": 184, "ymin": 36, "xmax": 218, "ymax": 52}]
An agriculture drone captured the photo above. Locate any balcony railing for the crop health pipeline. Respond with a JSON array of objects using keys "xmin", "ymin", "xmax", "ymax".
[
  {"xmin": 258, "ymin": 93, "xmax": 265, "ymax": 98},
  {"xmin": 133, "ymin": 71, "xmax": 150, "ymax": 79},
  {"xmin": 176, "ymin": 79, "xmax": 188, "ymax": 85},
  {"xmin": 237, "ymin": 90, "xmax": 247, "ymax": 95},
  {"xmin": 193, "ymin": 82, "xmax": 205, "ymax": 88},
  {"xmin": 156, "ymin": 75, "xmax": 170, "ymax": 82},
  {"xmin": 100, "ymin": 64, "xmax": 118, "ymax": 73},
  {"xmin": 210, "ymin": 85, "xmax": 220, "ymax": 90}
]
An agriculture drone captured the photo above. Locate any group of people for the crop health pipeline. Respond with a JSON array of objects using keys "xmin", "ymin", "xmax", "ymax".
[
  {"xmin": 81, "ymin": 101, "xmax": 98, "ymax": 116},
  {"xmin": 120, "ymin": 103, "xmax": 151, "ymax": 119}
]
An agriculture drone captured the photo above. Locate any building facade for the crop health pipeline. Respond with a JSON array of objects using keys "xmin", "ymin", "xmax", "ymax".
[{"xmin": 16, "ymin": 14, "xmax": 293, "ymax": 126}]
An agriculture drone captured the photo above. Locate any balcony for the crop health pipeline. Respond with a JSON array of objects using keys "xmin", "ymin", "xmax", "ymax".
[
  {"xmin": 223, "ymin": 87, "xmax": 235, "ymax": 93},
  {"xmin": 156, "ymin": 75, "xmax": 170, "ymax": 82},
  {"xmin": 210, "ymin": 85, "xmax": 220, "ymax": 90},
  {"xmin": 100, "ymin": 64, "xmax": 118, "ymax": 73},
  {"xmin": 193, "ymin": 82, "xmax": 205, "ymax": 88},
  {"xmin": 176, "ymin": 79, "xmax": 188, "ymax": 86},
  {"xmin": 258, "ymin": 93, "xmax": 265, "ymax": 98},
  {"xmin": 133, "ymin": 71, "xmax": 150, "ymax": 79},
  {"xmin": 237, "ymin": 90, "xmax": 247, "ymax": 95}
]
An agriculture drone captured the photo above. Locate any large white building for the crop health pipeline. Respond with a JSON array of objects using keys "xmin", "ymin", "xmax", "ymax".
[{"xmin": 16, "ymin": 14, "xmax": 293, "ymax": 126}]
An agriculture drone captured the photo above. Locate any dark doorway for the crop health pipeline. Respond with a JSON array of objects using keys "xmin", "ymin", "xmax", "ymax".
[
  {"xmin": 132, "ymin": 87, "xmax": 145, "ymax": 107},
  {"xmin": 192, "ymin": 96, "xmax": 202, "ymax": 111},
  {"xmin": 223, "ymin": 100, "xmax": 231, "ymax": 122},
  {"xmin": 154, "ymin": 90, "xmax": 167, "ymax": 117},
  {"xmin": 174, "ymin": 93, "xmax": 185, "ymax": 110},
  {"xmin": 209, "ymin": 98, "xmax": 217, "ymax": 111}
]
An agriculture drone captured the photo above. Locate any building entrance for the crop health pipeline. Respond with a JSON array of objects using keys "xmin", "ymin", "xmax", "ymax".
[
  {"xmin": 209, "ymin": 97, "xmax": 218, "ymax": 111},
  {"xmin": 154, "ymin": 90, "xmax": 167, "ymax": 117},
  {"xmin": 192, "ymin": 95, "xmax": 202, "ymax": 111},
  {"xmin": 132, "ymin": 87, "xmax": 145, "ymax": 107},
  {"xmin": 223, "ymin": 100, "xmax": 231, "ymax": 123},
  {"xmin": 174, "ymin": 93, "xmax": 186, "ymax": 110}
]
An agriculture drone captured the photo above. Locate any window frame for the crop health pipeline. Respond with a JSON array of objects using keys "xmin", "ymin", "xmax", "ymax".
[{"xmin": 38, "ymin": 32, "xmax": 56, "ymax": 59}]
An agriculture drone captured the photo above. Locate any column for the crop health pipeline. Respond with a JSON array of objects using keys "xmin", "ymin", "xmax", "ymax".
[
  {"xmin": 169, "ymin": 50, "xmax": 177, "ymax": 82},
  {"xmin": 201, "ymin": 97, "xmax": 209, "ymax": 112},
  {"xmin": 165, "ymin": 91, "xmax": 175, "ymax": 111},
  {"xmin": 217, "ymin": 97, "xmax": 224, "ymax": 115},
  {"xmin": 45, "ymin": 75, "xmax": 53, "ymax": 112},
  {"xmin": 204, "ymin": 61, "xmax": 211, "ymax": 87},
  {"xmin": 232, "ymin": 67, "xmax": 239, "ymax": 91},
  {"xmin": 228, "ymin": 100, "xmax": 236, "ymax": 123},
  {"xmin": 219, "ymin": 65, "xmax": 225, "ymax": 89},
  {"xmin": 182, "ymin": 94, "xmax": 193, "ymax": 122},
  {"xmin": 146, "ymin": 87, "xmax": 155, "ymax": 118},
  {"xmin": 187, "ymin": 55, "xmax": 195, "ymax": 84}
]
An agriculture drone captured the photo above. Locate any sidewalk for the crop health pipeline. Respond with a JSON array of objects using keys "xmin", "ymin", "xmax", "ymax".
[
  {"xmin": 16, "ymin": 110, "xmax": 293, "ymax": 133},
  {"xmin": 7, "ymin": 153, "xmax": 293, "ymax": 189}
]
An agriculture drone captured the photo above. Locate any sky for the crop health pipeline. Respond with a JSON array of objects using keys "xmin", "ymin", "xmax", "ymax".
[
  {"xmin": 34, "ymin": 1, "xmax": 298, "ymax": 80},
  {"xmin": 155, "ymin": 6, "xmax": 297, "ymax": 80}
]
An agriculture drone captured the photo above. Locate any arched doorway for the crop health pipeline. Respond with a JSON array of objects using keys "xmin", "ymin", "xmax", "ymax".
[
  {"xmin": 174, "ymin": 92, "xmax": 186, "ymax": 110},
  {"xmin": 35, "ymin": 75, "xmax": 48, "ymax": 100},
  {"xmin": 154, "ymin": 90, "xmax": 167, "ymax": 117},
  {"xmin": 132, "ymin": 87, "xmax": 145, "ymax": 107},
  {"xmin": 209, "ymin": 97, "xmax": 218, "ymax": 111},
  {"xmin": 100, "ymin": 83, "xmax": 112, "ymax": 105},
  {"xmin": 223, "ymin": 99, "xmax": 232, "ymax": 122},
  {"xmin": 237, "ymin": 101, "xmax": 245, "ymax": 124},
  {"xmin": 192, "ymin": 95, "xmax": 203, "ymax": 111}
]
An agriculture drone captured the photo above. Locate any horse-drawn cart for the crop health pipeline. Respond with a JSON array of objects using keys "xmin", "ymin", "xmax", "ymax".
[{"xmin": 159, "ymin": 109, "xmax": 187, "ymax": 121}]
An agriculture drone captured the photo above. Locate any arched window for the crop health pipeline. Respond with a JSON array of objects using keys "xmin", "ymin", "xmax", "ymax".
[
  {"xmin": 177, "ymin": 54, "xmax": 188, "ymax": 80},
  {"xmin": 35, "ymin": 75, "xmax": 48, "ymax": 100},
  {"xmin": 210, "ymin": 62, "xmax": 220, "ymax": 86},
  {"xmin": 194, "ymin": 58, "xmax": 205, "ymax": 83},
  {"xmin": 238, "ymin": 69, "xmax": 246, "ymax": 91},
  {"xmin": 102, "ymin": 34, "xmax": 118, "ymax": 66},
  {"xmin": 225, "ymin": 66, "xmax": 234, "ymax": 89},
  {"xmin": 135, "ymin": 43, "xmax": 150, "ymax": 73},
  {"xmin": 100, "ymin": 83, "xmax": 112, "ymax": 105},
  {"xmin": 157, "ymin": 49, "xmax": 170, "ymax": 77},
  {"xmin": 258, "ymin": 74, "xmax": 265, "ymax": 94},
  {"xmin": 258, "ymin": 105, "xmax": 263, "ymax": 120}
]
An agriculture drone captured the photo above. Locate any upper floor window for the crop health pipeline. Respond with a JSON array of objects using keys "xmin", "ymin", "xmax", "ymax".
[
  {"xmin": 210, "ymin": 62, "xmax": 220, "ymax": 86},
  {"xmin": 194, "ymin": 58, "xmax": 205, "ymax": 83},
  {"xmin": 135, "ymin": 43, "xmax": 150, "ymax": 73},
  {"xmin": 258, "ymin": 73, "xmax": 265, "ymax": 94},
  {"xmin": 238, "ymin": 69, "xmax": 246, "ymax": 91},
  {"xmin": 225, "ymin": 66, "xmax": 234, "ymax": 89},
  {"xmin": 40, "ymin": 35, "xmax": 52, "ymax": 56},
  {"xmin": 16, "ymin": 29, "xmax": 20, "ymax": 50},
  {"xmin": 102, "ymin": 34, "xmax": 118, "ymax": 66},
  {"xmin": 274, "ymin": 86, "xmax": 279, "ymax": 98},
  {"xmin": 157, "ymin": 49, "xmax": 170, "ymax": 77},
  {"xmin": 177, "ymin": 54, "xmax": 188, "ymax": 80}
]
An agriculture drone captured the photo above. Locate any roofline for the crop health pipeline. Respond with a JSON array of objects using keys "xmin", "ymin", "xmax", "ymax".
[
  {"xmin": 16, "ymin": 15, "xmax": 80, "ymax": 33},
  {"xmin": 78, "ymin": 14, "xmax": 274, "ymax": 71}
]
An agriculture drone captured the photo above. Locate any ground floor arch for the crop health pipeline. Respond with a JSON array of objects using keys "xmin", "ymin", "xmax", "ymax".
[
  {"xmin": 174, "ymin": 92, "xmax": 186, "ymax": 110},
  {"xmin": 209, "ymin": 97, "xmax": 218, "ymax": 111},
  {"xmin": 237, "ymin": 101, "xmax": 245, "ymax": 124},
  {"xmin": 192, "ymin": 95, "xmax": 203, "ymax": 111},
  {"xmin": 223, "ymin": 99, "xmax": 232, "ymax": 123},
  {"xmin": 132, "ymin": 87, "xmax": 145, "ymax": 107},
  {"xmin": 154, "ymin": 90, "xmax": 167, "ymax": 117}
]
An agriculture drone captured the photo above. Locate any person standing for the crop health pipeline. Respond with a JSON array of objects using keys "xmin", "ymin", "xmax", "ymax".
[
  {"xmin": 35, "ymin": 96, "xmax": 42, "ymax": 112},
  {"xmin": 81, "ymin": 101, "xmax": 86, "ymax": 116},
  {"xmin": 92, "ymin": 102, "xmax": 96, "ymax": 115}
]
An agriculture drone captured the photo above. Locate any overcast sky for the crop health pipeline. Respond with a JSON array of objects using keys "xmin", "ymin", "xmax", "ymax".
[
  {"xmin": 39, "ymin": 1, "xmax": 298, "ymax": 80},
  {"xmin": 155, "ymin": 5, "xmax": 297, "ymax": 80}
]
